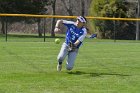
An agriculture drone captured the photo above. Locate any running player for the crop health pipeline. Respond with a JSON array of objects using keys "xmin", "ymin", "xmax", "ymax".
[{"xmin": 54, "ymin": 16, "xmax": 87, "ymax": 71}]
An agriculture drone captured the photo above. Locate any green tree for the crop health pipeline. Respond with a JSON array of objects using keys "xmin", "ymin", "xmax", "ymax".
[{"xmin": 89, "ymin": 0, "xmax": 136, "ymax": 40}]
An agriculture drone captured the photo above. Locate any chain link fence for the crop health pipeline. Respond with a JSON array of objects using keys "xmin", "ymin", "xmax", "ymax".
[{"xmin": 0, "ymin": 14, "xmax": 139, "ymax": 42}]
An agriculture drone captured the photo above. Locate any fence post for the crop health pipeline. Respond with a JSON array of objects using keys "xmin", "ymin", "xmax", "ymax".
[
  {"xmin": 113, "ymin": 20, "xmax": 116, "ymax": 42},
  {"xmin": 5, "ymin": 17, "xmax": 8, "ymax": 42},
  {"xmin": 43, "ymin": 18, "xmax": 46, "ymax": 42},
  {"xmin": 136, "ymin": 0, "xmax": 139, "ymax": 40}
]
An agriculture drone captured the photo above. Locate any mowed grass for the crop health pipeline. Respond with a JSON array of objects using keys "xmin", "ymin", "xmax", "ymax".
[{"xmin": 0, "ymin": 36, "xmax": 140, "ymax": 93}]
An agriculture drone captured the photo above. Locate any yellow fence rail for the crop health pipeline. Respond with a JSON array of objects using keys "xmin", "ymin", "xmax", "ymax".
[{"xmin": 0, "ymin": 13, "xmax": 140, "ymax": 21}]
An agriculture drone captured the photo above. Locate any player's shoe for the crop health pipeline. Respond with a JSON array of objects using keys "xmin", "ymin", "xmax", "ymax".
[{"xmin": 57, "ymin": 64, "xmax": 62, "ymax": 71}]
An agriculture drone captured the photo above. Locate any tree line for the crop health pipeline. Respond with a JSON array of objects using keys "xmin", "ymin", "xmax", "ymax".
[
  {"xmin": 0, "ymin": 0, "xmax": 139, "ymax": 39},
  {"xmin": 0, "ymin": 0, "xmax": 49, "ymax": 36},
  {"xmin": 90, "ymin": 0, "xmax": 140, "ymax": 40},
  {"xmin": 0, "ymin": 0, "xmax": 91, "ymax": 37}
]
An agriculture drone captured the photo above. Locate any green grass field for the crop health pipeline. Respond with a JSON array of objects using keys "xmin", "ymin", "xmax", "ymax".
[{"xmin": 0, "ymin": 35, "xmax": 140, "ymax": 93}]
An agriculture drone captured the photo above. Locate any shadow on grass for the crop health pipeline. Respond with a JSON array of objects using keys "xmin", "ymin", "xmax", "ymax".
[{"xmin": 67, "ymin": 71, "xmax": 130, "ymax": 77}]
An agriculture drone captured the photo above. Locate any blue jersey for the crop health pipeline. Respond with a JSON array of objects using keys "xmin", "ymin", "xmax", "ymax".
[{"xmin": 63, "ymin": 20, "xmax": 87, "ymax": 48}]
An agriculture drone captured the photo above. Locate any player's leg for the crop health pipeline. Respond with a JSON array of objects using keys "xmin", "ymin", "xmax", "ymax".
[
  {"xmin": 66, "ymin": 49, "xmax": 78, "ymax": 70},
  {"xmin": 57, "ymin": 43, "xmax": 68, "ymax": 71}
]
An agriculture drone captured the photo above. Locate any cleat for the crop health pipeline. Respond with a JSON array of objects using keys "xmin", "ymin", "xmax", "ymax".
[{"xmin": 57, "ymin": 64, "xmax": 62, "ymax": 71}]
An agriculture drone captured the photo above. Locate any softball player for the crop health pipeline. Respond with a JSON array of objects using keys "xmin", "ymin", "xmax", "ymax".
[{"xmin": 54, "ymin": 16, "xmax": 87, "ymax": 71}]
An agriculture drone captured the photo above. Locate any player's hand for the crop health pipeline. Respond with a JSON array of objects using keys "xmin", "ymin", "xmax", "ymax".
[
  {"xmin": 68, "ymin": 42, "xmax": 77, "ymax": 52},
  {"xmin": 54, "ymin": 27, "xmax": 61, "ymax": 33}
]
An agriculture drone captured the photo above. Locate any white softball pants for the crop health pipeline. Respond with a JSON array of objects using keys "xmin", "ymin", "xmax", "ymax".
[{"xmin": 57, "ymin": 42, "xmax": 78, "ymax": 70}]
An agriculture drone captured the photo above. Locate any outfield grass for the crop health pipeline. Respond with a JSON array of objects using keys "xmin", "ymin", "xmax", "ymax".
[{"xmin": 0, "ymin": 35, "xmax": 140, "ymax": 93}]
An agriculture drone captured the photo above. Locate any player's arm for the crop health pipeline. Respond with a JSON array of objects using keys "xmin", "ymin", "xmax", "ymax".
[
  {"xmin": 54, "ymin": 20, "xmax": 75, "ymax": 33},
  {"xmin": 74, "ymin": 28, "xmax": 87, "ymax": 46},
  {"xmin": 54, "ymin": 20, "xmax": 63, "ymax": 33},
  {"xmin": 74, "ymin": 40, "xmax": 81, "ymax": 46},
  {"xmin": 69, "ymin": 31, "xmax": 86, "ymax": 51}
]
